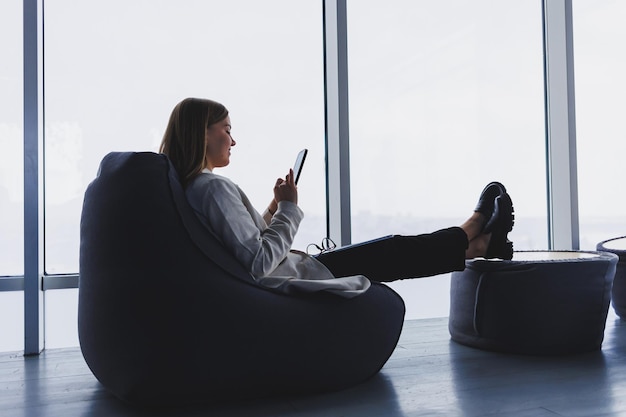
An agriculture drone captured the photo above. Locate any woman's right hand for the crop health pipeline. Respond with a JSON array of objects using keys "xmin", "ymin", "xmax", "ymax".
[{"xmin": 273, "ymin": 169, "xmax": 298, "ymax": 205}]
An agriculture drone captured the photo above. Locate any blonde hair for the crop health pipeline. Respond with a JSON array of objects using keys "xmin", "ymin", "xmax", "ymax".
[{"xmin": 159, "ymin": 98, "xmax": 229, "ymax": 187}]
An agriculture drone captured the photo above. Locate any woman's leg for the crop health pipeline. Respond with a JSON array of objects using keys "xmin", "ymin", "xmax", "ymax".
[
  {"xmin": 316, "ymin": 182, "xmax": 515, "ymax": 282},
  {"xmin": 315, "ymin": 227, "xmax": 468, "ymax": 283}
]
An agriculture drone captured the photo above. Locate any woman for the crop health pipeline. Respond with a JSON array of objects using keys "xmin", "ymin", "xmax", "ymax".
[{"xmin": 159, "ymin": 97, "xmax": 514, "ymax": 298}]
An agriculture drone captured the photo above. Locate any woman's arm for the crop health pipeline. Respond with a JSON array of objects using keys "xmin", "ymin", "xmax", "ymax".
[
  {"xmin": 262, "ymin": 198, "xmax": 278, "ymax": 225},
  {"xmin": 187, "ymin": 174, "xmax": 303, "ymax": 277}
]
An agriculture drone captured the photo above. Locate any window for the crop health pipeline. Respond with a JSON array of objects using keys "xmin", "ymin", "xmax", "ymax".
[
  {"xmin": 347, "ymin": 0, "xmax": 546, "ymax": 318},
  {"xmin": 0, "ymin": 293, "xmax": 24, "ymax": 352},
  {"xmin": 0, "ymin": 0, "xmax": 24, "ymax": 277},
  {"xmin": 573, "ymin": 0, "xmax": 626, "ymax": 250},
  {"xmin": 44, "ymin": 289, "xmax": 79, "ymax": 348},
  {"xmin": 0, "ymin": 0, "xmax": 24, "ymax": 352},
  {"xmin": 44, "ymin": 0, "xmax": 325, "ymax": 275}
]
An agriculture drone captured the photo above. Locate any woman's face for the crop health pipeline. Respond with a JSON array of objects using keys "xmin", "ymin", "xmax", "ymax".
[{"xmin": 204, "ymin": 116, "xmax": 235, "ymax": 171}]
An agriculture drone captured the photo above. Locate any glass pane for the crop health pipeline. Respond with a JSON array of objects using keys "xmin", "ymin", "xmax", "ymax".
[
  {"xmin": 573, "ymin": 0, "xmax": 626, "ymax": 250},
  {"xmin": 347, "ymin": 1, "xmax": 546, "ymax": 319},
  {"xmin": 43, "ymin": 0, "xmax": 325, "ymax": 274},
  {"xmin": 0, "ymin": 292, "xmax": 24, "ymax": 352},
  {"xmin": 0, "ymin": 0, "xmax": 24, "ymax": 277},
  {"xmin": 44, "ymin": 289, "xmax": 79, "ymax": 348}
]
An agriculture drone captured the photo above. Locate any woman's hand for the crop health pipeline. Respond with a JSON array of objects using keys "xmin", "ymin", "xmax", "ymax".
[{"xmin": 273, "ymin": 169, "xmax": 298, "ymax": 205}]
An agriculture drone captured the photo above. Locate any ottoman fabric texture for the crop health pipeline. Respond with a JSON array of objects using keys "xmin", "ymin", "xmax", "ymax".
[{"xmin": 449, "ymin": 251, "xmax": 617, "ymax": 355}]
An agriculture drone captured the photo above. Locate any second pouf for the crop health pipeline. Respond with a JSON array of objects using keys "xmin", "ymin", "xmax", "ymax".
[{"xmin": 596, "ymin": 236, "xmax": 626, "ymax": 320}]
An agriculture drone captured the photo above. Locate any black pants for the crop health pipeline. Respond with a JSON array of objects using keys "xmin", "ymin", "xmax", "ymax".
[{"xmin": 315, "ymin": 227, "xmax": 468, "ymax": 283}]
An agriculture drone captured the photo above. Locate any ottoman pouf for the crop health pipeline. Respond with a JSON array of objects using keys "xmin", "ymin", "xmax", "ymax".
[
  {"xmin": 449, "ymin": 251, "xmax": 618, "ymax": 355},
  {"xmin": 597, "ymin": 236, "xmax": 626, "ymax": 320}
]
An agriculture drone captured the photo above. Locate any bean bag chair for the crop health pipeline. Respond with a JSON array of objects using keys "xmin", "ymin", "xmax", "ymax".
[
  {"xmin": 449, "ymin": 251, "xmax": 617, "ymax": 355},
  {"xmin": 597, "ymin": 236, "xmax": 626, "ymax": 319},
  {"xmin": 78, "ymin": 152, "xmax": 405, "ymax": 406}
]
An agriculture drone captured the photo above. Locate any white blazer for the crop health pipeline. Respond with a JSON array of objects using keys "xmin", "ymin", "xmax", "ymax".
[{"xmin": 185, "ymin": 170, "xmax": 370, "ymax": 298}]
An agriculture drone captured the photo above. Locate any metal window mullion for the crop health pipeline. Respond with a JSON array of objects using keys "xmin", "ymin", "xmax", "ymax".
[
  {"xmin": 0, "ymin": 275, "xmax": 79, "ymax": 292},
  {"xmin": 42, "ymin": 274, "xmax": 79, "ymax": 290},
  {"xmin": 23, "ymin": 0, "xmax": 45, "ymax": 355},
  {"xmin": 323, "ymin": 0, "xmax": 351, "ymax": 247},
  {"xmin": 0, "ymin": 276, "xmax": 25, "ymax": 292},
  {"xmin": 543, "ymin": 0, "xmax": 579, "ymax": 250}
]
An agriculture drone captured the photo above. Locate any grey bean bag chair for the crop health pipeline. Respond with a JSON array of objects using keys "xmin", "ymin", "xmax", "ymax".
[
  {"xmin": 597, "ymin": 236, "xmax": 626, "ymax": 320},
  {"xmin": 449, "ymin": 251, "xmax": 617, "ymax": 355},
  {"xmin": 78, "ymin": 152, "xmax": 405, "ymax": 406}
]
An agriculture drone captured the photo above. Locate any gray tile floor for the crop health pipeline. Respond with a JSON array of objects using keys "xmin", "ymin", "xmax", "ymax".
[{"xmin": 2, "ymin": 312, "xmax": 626, "ymax": 417}]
